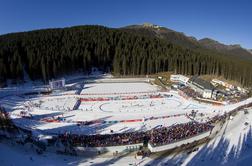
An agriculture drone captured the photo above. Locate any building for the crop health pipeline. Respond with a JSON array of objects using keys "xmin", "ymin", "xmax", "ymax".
[
  {"xmin": 170, "ymin": 74, "xmax": 189, "ymax": 85},
  {"xmin": 211, "ymin": 79, "xmax": 235, "ymax": 89},
  {"xmin": 49, "ymin": 78, "xmax": 65, "ymax": 90},
  {"xmin": 188, "ymin": 76, "xmax": 214, "ymax": 99},
  {"xmin": 143, "ymin": 23, "xmax": 162, "ymax": 29},
  {"xmin": 212, "ymin": 89, "xmax": 227, "ymax": 100}
]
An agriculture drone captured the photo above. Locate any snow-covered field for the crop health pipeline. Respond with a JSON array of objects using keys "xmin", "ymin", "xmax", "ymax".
[
  {"xmin": 1, "ymin": 77, "xmax": 252, "ymax": 165},
  {"xmin": 1, "ymin": 81, "xmax": 222, "ymax": 135},
  {"xmin": 81, "ymin": 82, "xmax": 158, "ymax": 95},
  {"xmin": 2, "ymin": 80, "xmax": 249, "ymax": 135},
  {"xmin": 37, "ymin": 96, "xmax": 77, "ymax": 111}
]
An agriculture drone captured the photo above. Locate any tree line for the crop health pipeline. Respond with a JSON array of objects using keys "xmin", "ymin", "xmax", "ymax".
[{"xmin": 0, "ymin": 25, "xmax": 252, "ymax": 87}]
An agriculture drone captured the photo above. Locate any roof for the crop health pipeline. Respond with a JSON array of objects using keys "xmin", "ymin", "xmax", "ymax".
[{"xmin": 189, "ymin": 76, "xmax": 214, "ymax": 90}]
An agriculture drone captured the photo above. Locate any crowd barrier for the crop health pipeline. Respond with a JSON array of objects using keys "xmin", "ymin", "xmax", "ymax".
[
  {"xmin": 39, "ymin": 113, "xmax": 187, "ymax": 126},
  {"xmin": 80, "ymin": 90, "xmax": 159, "ymax": 96},
  {"xmin": 80, "ymin": 94, "xmax": 173, "ymax": 102}
]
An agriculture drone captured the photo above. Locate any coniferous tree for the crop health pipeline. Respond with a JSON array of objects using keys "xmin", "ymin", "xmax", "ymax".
[{"xmin": 0, "ymin": 25, "xmax": 251, "ymax": 86}]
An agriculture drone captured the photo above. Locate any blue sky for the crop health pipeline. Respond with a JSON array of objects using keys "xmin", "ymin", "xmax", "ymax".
[{"xmin": 0, "ymin": 0, "xmax": 251, "ymax": 48}]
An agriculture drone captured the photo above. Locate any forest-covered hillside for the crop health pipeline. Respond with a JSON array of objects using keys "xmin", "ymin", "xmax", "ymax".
[{"xmin": 0, "ymin": 25, "xmax": 252, "ymax": 86}]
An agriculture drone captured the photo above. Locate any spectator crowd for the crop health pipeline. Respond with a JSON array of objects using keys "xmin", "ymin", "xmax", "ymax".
[
  {"xmin": 149, "ymin": 122, "xmax": 212, "ymax": 147},
  {"xmin": 58, "ymin": 121, "xmax": 213, "ymax": 148}
]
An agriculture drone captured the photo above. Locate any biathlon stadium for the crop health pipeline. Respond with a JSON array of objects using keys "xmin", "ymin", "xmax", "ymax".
[{"xmin": 1, "ymin": 76, "xmax": 252, "ymax": 157}]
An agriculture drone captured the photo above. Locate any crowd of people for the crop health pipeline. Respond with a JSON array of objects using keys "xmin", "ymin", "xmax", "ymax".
[
  {"xmin": 58, "ymin": 131, "xmax": 148, "ymax": 147},
  {"xmin": 58, "ymin": 121, "xmax": 213, "ymax": 148},
  {"xmin": 149, "ymin": 122, "xmax": 213, "ymax": 147}
]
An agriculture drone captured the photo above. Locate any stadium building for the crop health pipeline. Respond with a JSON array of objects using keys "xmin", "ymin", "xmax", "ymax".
[
  {"xmin": 170, "ymin": 74, "xmax": 189, "ymax": 85},
  {"xmin": 188, "ymin": 76, "xmax": 214, "ymax": 99},
  {"xmin": 49, "ymin": 78, "xmax": 65, "ymax": 90}
]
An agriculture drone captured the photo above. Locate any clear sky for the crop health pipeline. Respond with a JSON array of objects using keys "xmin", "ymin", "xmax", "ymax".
[{"xmin": 0, "ymin": 0, "xmax": 251, "ymax": 48}]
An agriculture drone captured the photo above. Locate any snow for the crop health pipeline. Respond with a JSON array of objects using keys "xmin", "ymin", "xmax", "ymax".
[
  {"xmin": 37, "ymin": 96, "xmax": 77, "ymax": 111},
  {"xmin": 81, "ymin": 82, "xmax": 158, "ymax": 95},
  {"xmin": 0, "ymin": 140, "xmax": 146, "ymax": 166},
  {"xmin": 1, "ymin": 77, "xmax": 252, "ymax": 165},
  {"xmin": 1, "ymin": 81, "xmax": 244, "ymax": 136}
]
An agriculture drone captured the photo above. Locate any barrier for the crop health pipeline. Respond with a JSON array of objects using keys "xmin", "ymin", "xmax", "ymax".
[
  {"xmin": 195, "ymin": 97, "xmax": 225, "ymax": 106},
  {"xmin": 74, "ymin": 143, "xmax": 143, "ymax": 154},
  {"xmin": 80, "ymin": 93, "xmax": 173, "ymax": 102},
  {"xmin": 122, "ymin": 119, "xmax": 143, "ymax": 123},
  {"xmin": 80, "ymin": 90, "xmax": 159, "ymax": 96}
]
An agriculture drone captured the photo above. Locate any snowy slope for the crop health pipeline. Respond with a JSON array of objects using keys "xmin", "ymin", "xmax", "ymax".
[{"xmin": 142, "ymin": 110, "xmax": 252, "ymax": 166}]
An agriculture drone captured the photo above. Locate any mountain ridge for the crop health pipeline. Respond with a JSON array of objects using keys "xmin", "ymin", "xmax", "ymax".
[{"xmin": 121, "ymin": 23, "xmax": 252, "ymax": 58}]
